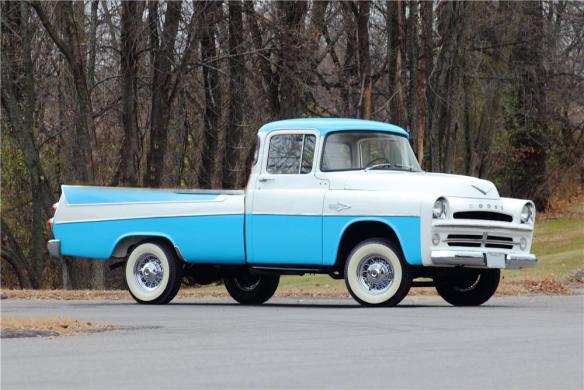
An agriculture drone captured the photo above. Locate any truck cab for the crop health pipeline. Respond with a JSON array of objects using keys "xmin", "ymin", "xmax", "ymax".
[{"xmin": 48, "ymin": 118, "xmax": 537, "ymax": 306}]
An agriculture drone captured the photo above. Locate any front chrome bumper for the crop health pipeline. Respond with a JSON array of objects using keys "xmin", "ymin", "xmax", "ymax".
[
  {"xmin": 47, "ymin": 239, "xmax": 61, "ymax": 258},
  {"xmin": 431, "ymin": 250, "xmax": 537, "ymax": 269}
]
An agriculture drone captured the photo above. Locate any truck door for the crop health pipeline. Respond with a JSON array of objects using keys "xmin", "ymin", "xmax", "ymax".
[{"xmin": 247, "ymin": 130, "xmax": 327, "ymax": 265}]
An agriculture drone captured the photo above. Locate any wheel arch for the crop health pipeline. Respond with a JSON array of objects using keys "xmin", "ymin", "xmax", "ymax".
[
  {"xmin": 333, "ymin": 218, "xmax": 415, "ymax": 270},
  {"xmin": 111, "ymin": 234, "xmax": 180, "ymax": 260}
]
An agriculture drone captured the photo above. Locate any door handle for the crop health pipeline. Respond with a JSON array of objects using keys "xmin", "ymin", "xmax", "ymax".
[{"xmin": 258, "ymin": 178, "xmax": 274, "ymax": 183}]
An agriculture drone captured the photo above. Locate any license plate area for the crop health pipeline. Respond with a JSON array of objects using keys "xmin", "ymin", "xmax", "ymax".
[{"xmin": 486, "ymin": 253, "xmax": 506, "ymax": 268}]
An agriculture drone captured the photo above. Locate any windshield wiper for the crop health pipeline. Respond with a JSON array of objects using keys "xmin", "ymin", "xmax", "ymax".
[
  {"xmin": 365, "ymin": 163, "xmax": 416, "ymax": 172},
  {"xmin": 393, "ymin": 164, "xmax": 416, "ymax": 172},
  {"xmin": 364, "ymin": 163, "xmax": 394, "ymax": 171}
]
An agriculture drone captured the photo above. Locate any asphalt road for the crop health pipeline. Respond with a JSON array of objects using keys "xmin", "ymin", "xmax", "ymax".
[{"xmin": 1, "ymin": 295, "xmax": 583, "ymax": 389}]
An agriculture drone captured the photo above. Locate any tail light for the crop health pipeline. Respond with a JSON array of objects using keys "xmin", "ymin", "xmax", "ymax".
[{"xmin": 48, "ymin": 202, "xmax": 58, "ymax": 231}]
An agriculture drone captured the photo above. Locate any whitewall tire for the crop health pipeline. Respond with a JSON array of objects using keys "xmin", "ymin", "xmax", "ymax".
[
  {"xmin": 344, "ymin": 239, "xmax": 411, "ymax": 306},
  {"xmin": 125, "ymin": 241, "xmax": 183, "ymax": 304}
]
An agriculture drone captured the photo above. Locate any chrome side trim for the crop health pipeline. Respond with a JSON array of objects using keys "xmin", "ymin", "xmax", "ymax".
[
  {"xmin": 62, "ymin": 184, "xmax": 244, "ymax": 195},
  {"xmin": 66, "ymin": 197, "xmax": 229, "ymax": 207},
  {"xmin": 47, "ymin": 240, "xmax": 61, "ymax": 258},
  {"xmin": 54, "ymin": 212, "xmax": 243, "ymax": 225}
]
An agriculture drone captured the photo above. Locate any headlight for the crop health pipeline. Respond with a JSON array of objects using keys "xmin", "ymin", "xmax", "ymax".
[
  {"xmin": 433, "ymin": 198, "xmax": 447, "ymax": 219},
  {"xmin": 520, "ymin": 203, "xmax": 535, "ymax": 224}
]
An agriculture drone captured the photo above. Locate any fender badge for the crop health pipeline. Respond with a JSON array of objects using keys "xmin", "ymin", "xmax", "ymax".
[
  {"xmin": 472, "ymin": 185, "xmax": 491, "ymax": 195},
  {"xmin": 329, "ymin": 202, "xmax": 351, "ymax": 212}
]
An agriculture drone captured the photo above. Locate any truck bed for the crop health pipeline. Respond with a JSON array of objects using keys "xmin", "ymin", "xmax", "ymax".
[{"xmin": 51, "ymin": 185, "xmax": 246, "ymax": 263}]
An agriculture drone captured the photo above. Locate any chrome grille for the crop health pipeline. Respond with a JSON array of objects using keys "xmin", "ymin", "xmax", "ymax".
[
  {"xmin": 453, "ymin": 211, "xmax": 513, "ymax": 222},
  {"xmin": 446, "ymin": 234, "xmax": 515, "ymax": 249}
]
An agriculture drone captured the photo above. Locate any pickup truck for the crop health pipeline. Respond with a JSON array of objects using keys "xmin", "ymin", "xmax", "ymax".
[{"xmin": 48, "ymin": 118, "xmax": 537, "ymax": 306}]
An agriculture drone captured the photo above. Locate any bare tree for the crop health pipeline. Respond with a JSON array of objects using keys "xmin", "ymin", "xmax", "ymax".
[
  {"xmin": 357, "ymin": 1, "xmax": 372, "ymax": 119},
  {"xmin": 1, "ymin": 1, "xmax": 55, "ymax": 288},
  {"xmin": 143, "ymin": 1, "xmax": 182, "ymax": 187},
  {"xmin": 112, "ymin": 1, "xmax": 144, "ymax": 187},
  {"xmin": 198, "ymin": 1, "xmax": 222, "ymax": 189},
  {"xmin": 387, "ymin": 0, "xmax": 405, "ymax": 125},
  {"xmin": 32, "ymin": 1, "xmax": 95, "ymax": 183}
]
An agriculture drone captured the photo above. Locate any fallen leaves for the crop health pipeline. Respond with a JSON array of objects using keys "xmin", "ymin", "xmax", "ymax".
[{"xmin": 0, "ymin": 316, "xmax": 113, "ymax": 337}]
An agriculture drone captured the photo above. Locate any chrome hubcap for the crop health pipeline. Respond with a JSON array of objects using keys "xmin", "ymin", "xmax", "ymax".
[
  {"xmin": 357, "ymin": 255, "xmax": 394, "ymax": 294},
  {"xmin": 134, "ymin": 254, "xmax": 163, "ymax": 291}
]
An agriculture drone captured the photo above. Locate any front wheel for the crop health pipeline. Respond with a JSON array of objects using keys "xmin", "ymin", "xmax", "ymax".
[
  {"xmin": 435, "ymin": 268, "xmax": 500, "ymax": 306},
  {"xmin": 224, "ymin": 273, "xmax": 279, "ymax": 305},
  {"xmin": 344, "ymin": 239, "xmax": 411, "ymax": 306},
  {"xmin": 125, "ymin": 241, "xmax": 183, "ymax": 304}
]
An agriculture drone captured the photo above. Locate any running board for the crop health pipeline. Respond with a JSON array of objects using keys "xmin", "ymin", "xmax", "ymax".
[{"xmin": 249, "ymin": 265, "xmax": 332, "ymax": 275}]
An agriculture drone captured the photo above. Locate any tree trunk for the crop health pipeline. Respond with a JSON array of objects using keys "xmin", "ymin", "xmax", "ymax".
[
  {"xmin": 114, "ymin": 1, "xmax": 144, "ymax": 187},
  {"xmin": 428, "ymin": 1, "xmax": 464, "ymax": 172},
  {"xmin": 100, "ymin": 0, "xmax": 118, "ymax": 50},
  {"xmin": 243, "ymin": 1, "xmax": 280, "ymax": 118},
  {"xmin": 1, "ymin": 218, "xmax": 36, "ymax": 289},
  {"xmin": 144, "ymin": 1, "xmax": 182, "ymax": 187},
  {"xmin": 1, "ymin": 1, "xmax": 56, "ymax": 289},
  {"xmin": 507, "ymin": 1, "xmax": 549, "ymax": 209},
  {"xmin": 223, "ymin": 0, "xmax": 245, "ymax": 189},
  {"xmin": 341, "ymin": 2, "xmax": 357, "ymax": 116},
  {"xmin": 387, "ymin": 0, "xmax": 405, "ymax": 125},
  {"xmin": 357, "ymin": 1, "xmax": 372, "ymax": 119},
  {"xmin": 406, "ymin": 0, "xmax": 418, "ymax": 146},
  {"xmin": 198, "ymin": 1, "xmax": 222, "ymax": 189},
  {"xmin": 416, "ymin": 0, "xmax": 432, "ymax": 166},
  {"xmin": 86, "ymin": 0, "xmax": 99, "ymax": 91},
  {"xmin": 277, "ymin": 1, "xmax": 308, "ymax": 118},
  {"xmin": 32, "ymin": 1, "xmax": 95, "ymax": 184}
]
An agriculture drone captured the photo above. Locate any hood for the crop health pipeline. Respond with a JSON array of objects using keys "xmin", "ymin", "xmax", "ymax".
[{"xmin": 339, "ymin": 171, "xmax": 500, "ymax": 199}]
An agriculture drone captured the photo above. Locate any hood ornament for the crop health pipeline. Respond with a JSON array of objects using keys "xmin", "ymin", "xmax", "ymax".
[{"xmin": 472, "ymin": 184, "xmax": 491, "ymax": 195}]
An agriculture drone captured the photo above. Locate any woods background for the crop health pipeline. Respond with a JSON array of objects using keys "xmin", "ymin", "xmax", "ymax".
[{"xmin": 1, "ymin": 0, "xmax": 583, "ymax": 290}]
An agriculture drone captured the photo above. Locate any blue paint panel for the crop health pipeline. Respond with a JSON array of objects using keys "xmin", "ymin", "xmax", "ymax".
[
  {"xmin": 323, "ymin": 216, "xmax": 422, "ymax": 266},
  {"xmin": 53, "ymin": 215, "xmax": 245, "ymax": 264},
  {"xmin": 258, "ymin": 118, "xmax": 409, "ymax": 138},
  {"xmin": 247, "ymin": 215, "xmax": 322, "ymax": 264},
  {"xmin": 63, "ymin": 185, "xmax": 220, "ymax": 205}
]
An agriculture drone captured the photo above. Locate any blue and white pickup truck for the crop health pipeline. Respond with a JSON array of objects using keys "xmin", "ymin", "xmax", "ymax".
[{"xmin": 48, "ymin": 118, "xmax": 537, "ymax": 306}]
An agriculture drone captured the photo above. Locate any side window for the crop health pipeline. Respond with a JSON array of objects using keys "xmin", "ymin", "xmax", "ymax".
[{"xmin": 266, "ymin": 134, "xmax": 316, "ymax": 174}]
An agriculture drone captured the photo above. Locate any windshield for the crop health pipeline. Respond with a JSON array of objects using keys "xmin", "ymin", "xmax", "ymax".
[{"xmin": 321, "ymin": 131, "xmax": 421, "ymax": 172}]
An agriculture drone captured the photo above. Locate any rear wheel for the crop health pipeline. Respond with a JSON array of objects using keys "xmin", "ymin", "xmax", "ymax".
[
  {"xmin": 344, "ymin": 239, "xmax": 411, "ymax": 306},
  {"xmin": 125, "ymin": 242, "xmax": 183, "ymax": 304},
  {"xmin": 224, "ymin": 273, "xmax": 279, "ymax": 305},
  {"xmin": 435, "ymin": 268, "xmax": 500, "ymax": 306}
]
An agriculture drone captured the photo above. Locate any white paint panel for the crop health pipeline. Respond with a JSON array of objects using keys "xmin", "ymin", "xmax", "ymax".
[
  {"xmin": 55, "ymin": 193, "xmax": 245, "ymax": 224},
  {"xmin": 323, "ymin": 190, "xmax": 423, "ymax": 217}
]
